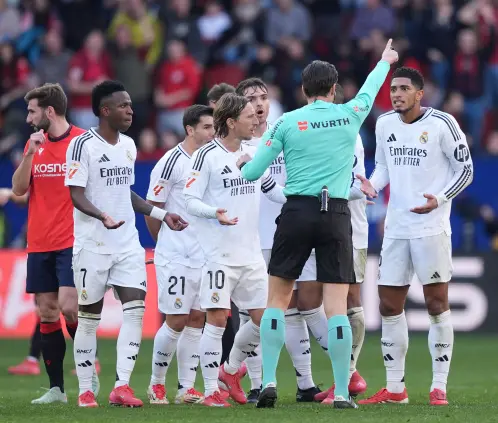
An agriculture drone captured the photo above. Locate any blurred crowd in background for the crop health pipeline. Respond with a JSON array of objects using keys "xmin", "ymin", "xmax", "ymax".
[
  {"xmin": 0, "ymin": 0, "xmax": 498, "ymax": 251},
  {"xmin": 0, "ymin": 0, "xmax": 497, "ymax": 163}
]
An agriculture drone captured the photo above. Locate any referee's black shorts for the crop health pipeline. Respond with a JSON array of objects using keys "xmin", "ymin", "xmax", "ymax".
[{"xmin": 268, "ymin": 196, "xmax": 354, "ymax": 283}]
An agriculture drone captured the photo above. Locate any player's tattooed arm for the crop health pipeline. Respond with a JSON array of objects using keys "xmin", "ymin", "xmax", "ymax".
[{"xmin": 69, "ymin": 186, "xmax": 124, "ymax": 229}]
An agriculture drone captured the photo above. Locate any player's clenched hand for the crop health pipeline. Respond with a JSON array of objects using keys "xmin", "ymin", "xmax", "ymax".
[
  {"xmin": 216, "ymin": 208, "xmax": 238, "ymax": 225},
  {"xmin": 27, "ymin": 129, "xmax": 45, "ymax": 155},
  {"xmin": 356, "ymin": 174, "xmax": 378, "ymax": 199},
  {"xmin": 381, "ymin": 39, "xmax": 399, "ymax": 65},
  {"xmin": 410, "ymin": 193, "xmax": 438, "ymax": 214},
  {"xmin": 101, "ymin": 212, "xmax": 125, "ymax": 229},
  {"xmin": 164, "ymin": 212, "xmax": 189, "ymax": 231},
  {"xmin": 236, "ymin": 153, "xmax": 252, "ymax": 170}
]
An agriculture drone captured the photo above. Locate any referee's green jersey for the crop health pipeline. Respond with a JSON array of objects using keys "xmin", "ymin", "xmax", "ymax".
[{"xmin": 242, "ymin": 60, "xmax": 390, "ymax": 199}]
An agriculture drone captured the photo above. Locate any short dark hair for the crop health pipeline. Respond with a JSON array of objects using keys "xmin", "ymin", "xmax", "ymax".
[
  {"xmin": 183, "ymin": 104, "xmax": 214, "ymax": 135},
  {"xmin": 213, "ymin": 93, "xmax": 250, "ymax": 138},
  {"xmin": 24, "ymin": 83, "xmax": 67, "ymax": 116},
  {"xmin": 334, "ymin": 83, "xmax": 344, "ymax": 105},
  {"xmin": 91, "ymin": 80, "xmax": 126, "ymax": 117},
  {"xmin": 392, "ymin": 67, "xmax": 424, "ymax": 90},
  {"xmin": 235, "ymin": 77, "xmax": 268, "ymax": 96},
  {"xmin": 207, "ymin": 83, "xmax": 235, "ymax": 105},
  {"xmin": 301, "ymin": 60, "xmax": 338, "ymax": 98}
]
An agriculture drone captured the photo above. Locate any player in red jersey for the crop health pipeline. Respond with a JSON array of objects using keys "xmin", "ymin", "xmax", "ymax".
[{"xmin": 11, "ymin": 83, "xmax": 99, "ymax": 404}]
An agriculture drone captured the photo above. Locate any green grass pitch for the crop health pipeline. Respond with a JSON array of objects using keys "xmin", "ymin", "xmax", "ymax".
[{"xmin": 1, "ymin": 334, "xmax": 497, "ymax": 422}]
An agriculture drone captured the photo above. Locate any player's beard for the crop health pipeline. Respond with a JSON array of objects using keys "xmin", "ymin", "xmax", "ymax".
[
  {"xmin": 394, "ymin": 101, "xmax": 416, "ymax": 115},
  {"xmin": 35, "ymin": 115, "xmax": 51, "ymax": 132}
]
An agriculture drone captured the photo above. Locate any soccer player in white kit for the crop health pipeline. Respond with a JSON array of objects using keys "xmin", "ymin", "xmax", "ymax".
[
  {"xmin": 357, "ymin": 68, "xmax": 473, "ymax": 406},
  {"xmin": 65, "ymin": 81, "xmax": 188, "ymax": 408},
  {"xmin": 145, "ymin": 105, "xmax": 215, "ymax": 405},
  {"xmin": 184, "ymin": 93, "xmax": 286, "ymax": 407},
  {"xmin": 236, "ymin": 77, "xmax": 320, "ymax": 403}
]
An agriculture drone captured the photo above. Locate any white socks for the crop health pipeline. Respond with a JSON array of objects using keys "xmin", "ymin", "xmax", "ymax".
[
  {"xmin": 74, "ymin": 311, "xmax": 100, "ymax": 395},
  {"xmin": 285, "ymin": 309, "xmax": 315, "ymax": 390},
  {"xmin": 225, "ymin": 320, "xmax": 260, "ymax": 375},
  {"xmin": 382, "ymin": 312, "xmax": 409, "ymax": 394},
  {"xmin": 200, "ymin": 323, "xmax": 224, "ymax": 396},
  {"xmin": 300, "ymin": 305, "xmax": 329, "ymax": 352},
  {"xmin": 150, "ymin": 322, "xmax": 181, "ymax": 386},
  {"xmin": 116, "ymin": 300, "xmax": 145, "ymax": 388},
  {"xmin": 177, "ymin": 326, "xmax": 202, "ymax": 390},
  {"xmin": 239, "ymin": 313, "xmax": 262, "ymax": 390},
  {"xmin": 428, "ymin": 310, "xmax": 453, "ymax": 393},
  {"xmin": 348, "ymin": 307, "xmax": 365, "ymax": 377}
]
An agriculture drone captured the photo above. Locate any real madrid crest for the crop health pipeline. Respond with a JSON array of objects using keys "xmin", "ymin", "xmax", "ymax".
[
  {"xmin": 81, "ymin": 289, "xmax": 88, "ymax": 301},
  {"xmin": 419, "ymin": 131, "xmax": 428, "ymax": 144},
  {"xmin": 174, "ymin": 298, "xmax": 183, "ymax": 309},
  {"xmin": 211, "ymin": 292, "xmax": 220, "ymax": 303}
]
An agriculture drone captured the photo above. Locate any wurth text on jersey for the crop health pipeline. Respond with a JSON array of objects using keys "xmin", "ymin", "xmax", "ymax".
[{"xmin": 100, "ymin": 165, "xmax": 133, "ymax": 186}]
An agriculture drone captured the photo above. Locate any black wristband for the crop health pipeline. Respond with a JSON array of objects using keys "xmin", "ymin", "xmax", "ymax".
[{"xmin": 238, "ymin": 161, "xmax": 247, "ymax": 170}]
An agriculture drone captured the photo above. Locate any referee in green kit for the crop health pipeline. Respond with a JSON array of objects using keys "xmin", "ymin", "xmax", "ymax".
[{"xmin": 236, "ymin": 39, "xmax": 399, "ymax": 409}]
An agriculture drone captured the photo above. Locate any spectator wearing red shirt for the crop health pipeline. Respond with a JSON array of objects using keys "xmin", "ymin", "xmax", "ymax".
[
  {"xmin": 154, "ymin": 39, "xmax": 201, "ymax": 136},
  {"xmin": 67, "ymin": 30, "xmax": 113, "ymax": 130},
  {"xmin": 11, "ymin": 83, "xmax": 87, "ymax": 404}
]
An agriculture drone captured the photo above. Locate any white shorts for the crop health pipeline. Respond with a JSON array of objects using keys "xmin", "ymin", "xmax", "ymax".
[
  {"xmin": 262, "ymin": 248, "xmax": 298, "ymax": 290},
  {"xmin": 296, "ymin": 248, "xmax": 366, "ymax": 283},
  {"xmin": 200, "ymin": 260, "xmax": 268, "ymax": 311},
  {"xmin": 73, "ymin": 247, "xmax": 147, "ymax": 305},
  {"xmin": 156, "ymin": 263, "xmax": 202, "ymax": 315},
  {"xmin": 377, "ymin": 233, "xmax": 452, "ymax": 286}
]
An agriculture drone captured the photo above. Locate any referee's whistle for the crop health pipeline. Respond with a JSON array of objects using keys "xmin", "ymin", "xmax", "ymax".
[{"xmin": 320, "ymin": 186, "xmax": 328, "ymax": 213}]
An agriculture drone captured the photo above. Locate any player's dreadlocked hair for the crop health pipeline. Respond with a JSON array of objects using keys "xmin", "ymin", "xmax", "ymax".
[
  {"xmin": 301, "ymin": 60, "xmax": 339, "ymax": 98},
  {"xmin": 392, "ymin": 67, "xmax": 425, "ymax": 90},
  {"xmin": 235, "ymin": 77, "xmax": 268, "ymax": 96},
  {"xmin": 91, "ymin": 80, "xmax": 126, "ymax": 117},
  {"xmin": 24, "ymin": 83, "xmax": 68, "ymax": 116},
  {"xmin": 207, "ymin": 83, "xmax": 235, "ymax": 106},
  {"xmin": 183, "ymin": 104, "xmax": 213, "ymax": 135},
  {"xmin": 213, "ymin": 93, "xmax": 250, "ymax": 138}
]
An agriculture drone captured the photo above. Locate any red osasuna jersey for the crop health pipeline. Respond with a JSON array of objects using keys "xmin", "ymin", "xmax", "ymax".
[{"xmin": 24, "ymin": 125, "xmax": 86, "ymax": 253}]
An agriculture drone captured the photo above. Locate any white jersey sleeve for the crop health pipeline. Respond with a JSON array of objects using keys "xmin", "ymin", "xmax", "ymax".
[
  {"xmin": 348, "ymin": 135, "xmax": 368, "ymax": 249},
  {"xmin": 261, "ymin": 170, "xmax": 286, "ymax": 204},
  {"xmin": 433, "ymin": 114, "xmax": 473, "ymax": 206},
  {"xmin": 184, "ymin": 143, "xmax": 218, "ymax": 219},
  {"xmin": 65, "ymin": 133, "xmax": 91, "ymax": 188},
  {"xmin": 370, "ymin": 119, "xmax": 390, "ymax": 192},
  {"xmin": 147, "ymin": 149, "xmax": 181, "ymax": 203}
]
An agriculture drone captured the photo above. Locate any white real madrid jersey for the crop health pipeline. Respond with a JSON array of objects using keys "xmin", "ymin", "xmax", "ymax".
[
  {"xmin": 349, "ymin": 135, "xmax": 368, "ymax": 249},
  {"xmin": 146, "ymin": 144, "xmax": 204, "ymax": 268},
  {"xmin": 65, "ymin": 128, "xmax": 141, "ymax": 254},
  {"xmin": 370, "ymin": 108, "xmax": 473, "ymax": 239}
]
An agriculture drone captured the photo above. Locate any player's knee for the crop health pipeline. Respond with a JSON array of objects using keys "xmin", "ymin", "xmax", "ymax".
[
  {"xmin": 61, "ymin": 304, "xmax": 78, "ymax": 324},
  {"xmin": 347, "ymin": 287, "xmax": 362, "ymax": 309},
  {"xmin": 206, "ymin": 309, "xmax": 228, "ymax": 328},
  {"xmin": 122, "ymin": 300, "xmax": 145, "ymax": 324},
  {"xmin": 187, "ymin": 311, "xmax": 205, "ymax": 329},
  {"xmin": 166, "ymin": 314, "xmax": 188, "ymax": 332},
  {"xmin": 425, "ymin": 295, "xmax": 449, "ymax": 316},
  {"xmin": 379, "ymin": 297, "xmax": 404, "ymax": 317},
  {"xmin": 297, "ymin": 294, "xmax": 321, "ymax": 312},
  {"xmin": 37, "ymin": 298, "xmax": 60, "ymax": 321}
]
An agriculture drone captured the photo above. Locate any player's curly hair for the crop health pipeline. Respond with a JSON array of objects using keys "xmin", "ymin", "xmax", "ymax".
[
  {"xmin": 235, "ymin": 77, "xmax": 268, "ymax": 96},
  {"xmin": 24, "ymin": 83, "xmax": 67, "ymax": 116},
  {"xmin": 392, "ymin": 67, "xmax": 424, "ymax": 90},
  {"xmin": 213, "ymin": 93, "xmax": 250, "ymax": 138},
  {"xmin": 301, "ymin": 60, "xmax": 338, "ymax": 98},
  {"xmin": 91, "ymin": 80, "xmax": 126, "ymax": 117}
]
